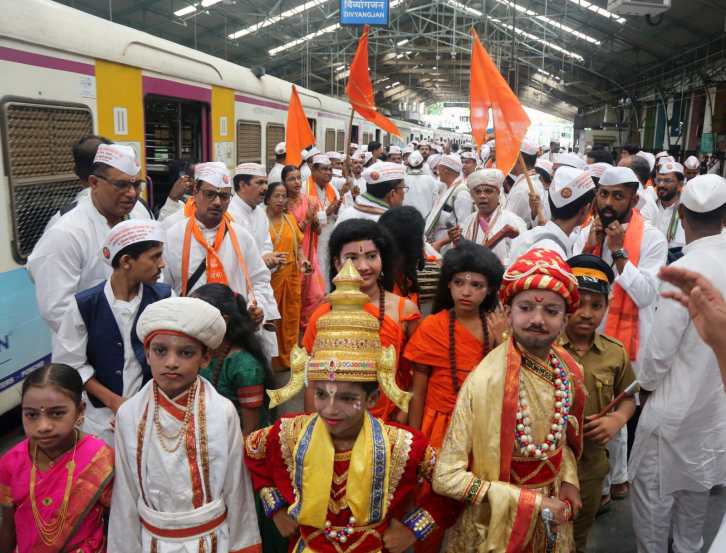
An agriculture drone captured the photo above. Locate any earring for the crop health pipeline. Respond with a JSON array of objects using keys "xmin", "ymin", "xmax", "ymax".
[{"xmin": 74, "ymin": 415, "xmax": 85, "ymax": 430}]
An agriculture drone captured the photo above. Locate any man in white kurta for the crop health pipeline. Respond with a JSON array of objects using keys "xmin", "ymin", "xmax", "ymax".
[
  {"xmin": 162, "ymin": 162, "xmax": 279, "ymax": 355},
  {"xmin": 619, "ymin": 154, "xmax": 659, "ymax": 226},
  {"xmin": 268, "ymin": 141, "xmax": 287, "ymax": 184},
  {"xmin": 459, "ymin": 168, "xmax": 526, "ymax": 266},
  {"xmin": 510, "ymin": 166, "xmax": 596, "ymax": 262},
  {"xmin": 335, "ymin": 161, "xmax": 406, "ymax": 226},
  {"xmin": 424, "ymin": 154, "xmax": 472, "ymax": 250},
  {"xmin": 306, "ymin": 154, "xmax": 341, "ymax": 290},
  {"xmin": 504, "ymin": 138, "xmax": 550, "ymax": 228},
  {"xmin": 28, "ymin": 144, "xmax": 150, "ymax": 341},
  {"xmin": 630, "ymin": 174, "xmax": 726, "ymax": 553},
  {"xmin": 403, "ymin": 151, "xmax": 438, "ymax": 219},
  {"xmin": 653, "ymin": 161, "xmax": 686, "ymax": 253},
  {"xmin": 108, "ymin": 297, "xmax": 261, "ymax": 553}
]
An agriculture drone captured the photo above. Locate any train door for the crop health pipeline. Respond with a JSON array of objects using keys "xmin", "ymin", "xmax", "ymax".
[
  {"xmin": 351, "ymin": 125, "xmax": 360, "ymax": 144},
  {"xmin": 144, "ymin": 95, "xmax": 209, "ymax": 210}
]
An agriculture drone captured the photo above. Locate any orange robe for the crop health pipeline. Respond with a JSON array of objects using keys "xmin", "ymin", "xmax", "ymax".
[
  {"xmin": 303, "ymin": 298, "xmax": 420, "ymax": 419},
  {"xmin": 404, "ymin": 310, "xmax": 488, "ymax": 449},
  {"xmin": 269, "ymin": 213, "xmax": 304, "ymax": 369}
]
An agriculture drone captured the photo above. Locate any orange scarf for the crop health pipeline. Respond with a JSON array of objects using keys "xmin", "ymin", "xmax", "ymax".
[
  {"xmin": 595, "ymin": 208, "xmax": 644, "ymax": 360},
  {"xmin": 180, "ymin": 214, "xmax": 255, "ymax": 302},
  {"xmin": 306, "ymin": 176, "xmax": 337, "ymax": 205}
]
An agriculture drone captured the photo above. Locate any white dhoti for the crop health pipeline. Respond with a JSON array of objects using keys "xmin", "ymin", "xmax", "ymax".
[{"xmin": 602, "ymin": 425, "xmax": 628, "ymax": 494}]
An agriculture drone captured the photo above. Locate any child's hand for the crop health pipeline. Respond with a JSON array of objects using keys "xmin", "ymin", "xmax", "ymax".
[
  {"xmin": 272, "ymin": 511, "xmax": 298, "ymax": 538},
  {"xmin": 382, "ymin": 519, "xmax": 417, "ymax": 553},
  {"xmin": 248, "ymin": 305, "xmax": 264, "ymax": 327},
  {"xmin": 584, "ymin": 412, "xmax": 626, "ymax": 445}
]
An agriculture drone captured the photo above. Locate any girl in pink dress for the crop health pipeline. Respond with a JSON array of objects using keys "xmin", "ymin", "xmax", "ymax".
[{"xmin": 0, "ymin": 364, "xmax": 113, "ymax": 553}]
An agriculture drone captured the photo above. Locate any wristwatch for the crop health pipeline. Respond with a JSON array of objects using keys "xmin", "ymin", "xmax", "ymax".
[{"xmin": 612, "ymin": 248, "xmax": 629, "ymax": 261}]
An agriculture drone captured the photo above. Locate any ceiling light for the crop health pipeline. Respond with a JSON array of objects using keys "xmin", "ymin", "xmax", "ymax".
[
  {"xmin": 229, "ymin": 0, "xmax": 327, "ymax": 39},
  {"xmin": 490, "ymin": 17, "xmax": 585, "ymax": 62},
  {"xmin": 174, "ymin": 4, "xmax": 197, "ymax": 16},
  {"xmin": 201, "ymin": 0, "xmax": 222, "ymax": 6},
  {"xmin": 268, "ymin": 23, "xmax": 341, "ymax": 56},
  {"xmin": 447, "ymin": 0, "xmax": 483, "ymax": 17},
  {"xmin": 495, "ymin": 0, "xmax": 601, "ymax": 45},
  {"xmin": 397, "ymin": 39, "xmax": 409, "ymax": 46},
  {"xmin": 567, "ymin": 0, "xmax": 626, "ymax": 24}
]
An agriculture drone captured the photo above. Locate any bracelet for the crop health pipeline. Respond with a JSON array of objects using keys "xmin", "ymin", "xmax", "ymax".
[
  {"xmin": 259, "ymin": 487, "xmax": 287, "ymax": 517},
  {"xmin": 401, "ymin": 508, "xmax": 437, "ymax": 541}
]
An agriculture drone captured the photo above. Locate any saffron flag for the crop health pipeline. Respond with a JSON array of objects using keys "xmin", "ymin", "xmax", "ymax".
[
  {"xmin": 469, "ymin": 29, "xmax": 531, "ymax": 175},
  {"xmin": 346, "ymin": 25, "xmax": 400, "ymax": 137},
  {"xmin": 285, "ymin": 85, "xmax": 316, "ymax": 167}
]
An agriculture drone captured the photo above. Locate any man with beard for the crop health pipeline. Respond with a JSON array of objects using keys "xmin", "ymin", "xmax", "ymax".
[
  {"xmin": 433, "ymin": 248, "xmax": 586, "ymax": 553},
  {"xmin": 618, "ymin": 154, "xmax": 658, "ymax": 226},
  {"xmin": 573, "ymin": 166, "xmax": 667, "ymax": 506},
  {"xmin": 653, "ymin": 161, "xmax": 686, "ymax": 262}
]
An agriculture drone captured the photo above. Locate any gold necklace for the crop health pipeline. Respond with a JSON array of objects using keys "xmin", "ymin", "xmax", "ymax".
[
  {"xmin": 152, "ymin": 379, "xmax": 197, "ymax": 453},
  {"xmin": 30, "ymin": 429, "xmax": 78, "ymax": 545},
  {"xmin": 268, "ymin": 215, "xmax": 285, "ymax": 246}
]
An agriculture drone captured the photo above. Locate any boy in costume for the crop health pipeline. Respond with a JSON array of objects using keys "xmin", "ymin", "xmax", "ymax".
[
  {"xmin": 108, "ymin": 296, "xmax": 261, "ymax": 553},
  {"xmin": 244, "ymin": 261, "xmax": 457, "ymax": 552}
]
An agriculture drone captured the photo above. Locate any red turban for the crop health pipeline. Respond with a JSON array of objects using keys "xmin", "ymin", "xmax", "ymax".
[{"xmin": 499, "ymin": 248, "xmax": 580, "ymax": 313}]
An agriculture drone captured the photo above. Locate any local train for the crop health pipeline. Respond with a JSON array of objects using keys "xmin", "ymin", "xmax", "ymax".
[{"xmin": 0, "ymin": 0, "xmax": 470, "ymax": 415}]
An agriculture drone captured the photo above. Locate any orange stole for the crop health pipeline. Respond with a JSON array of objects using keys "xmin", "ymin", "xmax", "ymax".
[
  {"xmin": 303, "ymin": 301, "xmax": 419, "ymax": 419},
  {"xmin": 403, "ymin": 310, "xmax": 486, "ymax": 449},
  {"xmin": 306, "ymin": 176, "xmax": 338, "ymax": 206},
  {"xmin": 595, "ymin": 208, "xmax": 645, "ymax": 361}
]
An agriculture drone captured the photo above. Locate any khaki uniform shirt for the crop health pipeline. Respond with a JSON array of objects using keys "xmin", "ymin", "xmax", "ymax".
[{"xmin": 561, "ymin": 332, "xmax": 636, "ymax": 481}]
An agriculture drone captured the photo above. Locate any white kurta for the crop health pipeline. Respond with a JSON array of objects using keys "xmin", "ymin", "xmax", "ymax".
[
  {"xmin": 424, "ymin": 179, "xmax": 474, "ymax": 243},
  {"xmin": 509, "ymin": 220, "xmax": 573, "ymax": 262},
  {"xmin": 44, "ymin": 188, "xmax": 153, "ymax": 231},
  {"xmin": 52, "ymin": 280, "xmax": 144, "ymax": 445},
  {"xmin": 503, "ymin": 172, "xmax": 550, "ymax": 229},
  {"xmin": 460, "ymin": 208, "xmax": 526, "ymax": 266},
  {"xmin": 227, "ymin": 194, "xmax": 273, "ymax": 255},
  {"xmin": 573, "ymin": 220, "xmax": 668, "ymax": 374},
  {"xmin": 27, "ymin": 197, "xmax": 150, "ymax": 339},
  {"xmin": 310, "ymin": 181, "xmax": 340, "ymax": 292},
  {"xmin": 158, "ymin": 197, "xmax": 185, "ymax": 222},
  {"xmin": 637, "ymin": 188, "xmax": 659, "ymax": 226},
  {"xmin": 653, "ymin": 200, "xmax": 685, "ymax": 249},
  {"xmin": 268, "ymin": 162, "xmax": 285, "ymax": 184},
  {"xmin": 403, "ymin": 171, "xmax": 438, "ymax": 219},
  {"xmin": 342, "ymin": 176, "xmax": 366, "ymax": 208},
  {"xmin": 109, "ymin": 378, "xmax": 261, "ymax": 553},
  {"xmin": 162, "ymin": 216, "xmax": 279, "ymax": 356},
  {"xmin": 335, "ymin": 194, "xmax": 386, "ymax": 226}
]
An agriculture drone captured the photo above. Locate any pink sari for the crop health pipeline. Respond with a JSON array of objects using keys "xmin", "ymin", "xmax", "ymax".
[
  {"xmin": 288, "ymin": 193, "xmax": 325, "ymax": 330},
  {"xmin": 0, "ymin": 435, "xmax": 114, "ymax": 553}
]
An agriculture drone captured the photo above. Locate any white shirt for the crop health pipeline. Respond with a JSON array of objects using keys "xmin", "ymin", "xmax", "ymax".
[
  {"xmin": 403, "ymin": 171, "xmax": 438, "ymax": 219},
  {"xmin": 637, "ymin": 188, "xmax": 659, "ymax": 226},
  {"xmin": 268, "ymin": 162, "xmax": 285, "ymax": 184},
  {"xmin": 310, "ymin": 180, "xmax": 340, "ymax": 292},
  {"xmin": 504, "ymin": 172, "xmax": 550, "ymax": 229},
  {"xmin": 44, "ymin": 188, "xmax": 153, "ymax": 231},
  {"xmin": 27, "ymin": 198, "xmax": 150, "ymax": 338},
  {"xmin": 343, "ymin": 176, "xmax": 366, "ymax": 207},
  {"xmin": 424, "ymin": 178, "xmax": 474, "ymax": 243},
  {"xmin": 629, "ymin": 233, "xmax": 726, "ymax": 495},
  {"xmin": 336, "ymin": 194, "xmax": 387, "ymax": 226},
  {"xmin": 573, "ymin": 220, "xmax": 668, "ymax": 373},
  {"xmin": 509, "ymin": 220, "xmax": 573, "ymax": 262},
  {"xmin": 157, "ymin": 196, "xmax": 184, "ymax": 222},
  {"xmin": 461, "ymin": 207, "xmax": 527, "ymax": 266},
  {"xmin": 227, "ymin": 194, "xmax": 273, "ymax": 255},
  {"xmin": 52, "ymin": 280, "xmax": 144, "ymax": 444},
  {"xmin": 300, "ymin": 163, "xmax": 312, "ymax": 184},
  {"xmin": 653, "ymin": 200, "xmax": 685, "ymax": 248}
]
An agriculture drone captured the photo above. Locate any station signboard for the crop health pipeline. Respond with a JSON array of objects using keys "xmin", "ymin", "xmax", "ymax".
[{"xmin": 340, "ymin": 0, "xmax": 390, "ymax": 25}]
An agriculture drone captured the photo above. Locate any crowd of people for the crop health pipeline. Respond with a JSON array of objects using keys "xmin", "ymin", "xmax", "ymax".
[{"xmin": 1, "ymin": 132, "xmax": 726, "ymax": 553}]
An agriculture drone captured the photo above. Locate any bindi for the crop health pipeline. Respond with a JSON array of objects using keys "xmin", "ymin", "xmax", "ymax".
[
  {"xmin": 465, "ymin": 273, "xmax": 472, "ymax": 281},
  {"xmin": 534, "ymin": 295, "xmax": 544, "ymax": 303}
]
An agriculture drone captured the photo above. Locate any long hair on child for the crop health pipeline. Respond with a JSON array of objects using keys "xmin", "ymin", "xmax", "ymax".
[
  {"xmin": 21, "ymin": 363, "xmax": 84, "ymax": 405},
  {"xmin": 432, "ymin": 240, "xmax": 504, "ymax": 315},
  {"xmin": 191, "ymin": 283, "xmax": 269, "ymax": 373},
  {"xmin": 378, "ymin": 206, "xmax": 425, "ymax": 297}
]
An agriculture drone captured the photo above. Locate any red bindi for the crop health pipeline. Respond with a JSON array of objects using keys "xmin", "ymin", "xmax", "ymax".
[{"xmin": 534, "ymin": 295, "xmax": 544, "ymax": 303}]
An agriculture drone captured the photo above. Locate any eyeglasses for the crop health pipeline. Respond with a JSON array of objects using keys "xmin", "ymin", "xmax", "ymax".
[
  {"xmin": 200, "ymin": 189, "xmax": 232, "ymax": 202},
  {"xmin": 94, "ymin": 174, "xmax": 143, "ymax": 191},
  {"xmin": 396, "ymin": 185, "xmax": 410, "ymax": 192}
]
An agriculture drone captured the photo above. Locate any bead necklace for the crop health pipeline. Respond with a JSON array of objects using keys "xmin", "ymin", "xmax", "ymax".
[
  {"xmin": 324, "ymin": 516, "xmax": 357, "ymax": 544},
  {"xmin": 152, "ymin": 379, "xmax": 198, "ymax": 453},
  {"xmin": 29, "ymin": 429, "xmax": 79, "ymax": 545},
  {"xmin": 514, "ymin": 353, "xmax": 571, "ymax": 459},
  {"xmin": 448, "ymin": 309, "xmax": 489, "ymax": 391}
]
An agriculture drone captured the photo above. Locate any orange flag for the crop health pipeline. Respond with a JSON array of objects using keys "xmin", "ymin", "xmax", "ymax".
[
  {"xmin": 346, "ymin": 25, "xmax": 400, "ymax": 137},
  {"xmin": 285, "ymin": 85, "xmax": 316, "ymax": 167},
  {"xmin": 469, "ymin": 29, "xmax": 530, "ymax": 175}
]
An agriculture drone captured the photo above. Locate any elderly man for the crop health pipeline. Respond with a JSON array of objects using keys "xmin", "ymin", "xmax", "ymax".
[
  {"xmin": 336, "ymin": 161, "xmax": 406, "ymax": 225},
  {"xmin": 28, "ymin": 144, "xmax": 150, "ymax": 340},
  {"xmin": 424, "ymin": 154, "xmax": 473, "ymax": 251},
  {"xmin": 458, "ymin": 168, "xmax": 526, "ymax": 266}
]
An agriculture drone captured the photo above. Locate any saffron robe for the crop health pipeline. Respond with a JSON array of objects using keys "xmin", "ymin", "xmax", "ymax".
[{"xmin": 433, "ymin": 339, "xmax": 585, "ymax": 553}]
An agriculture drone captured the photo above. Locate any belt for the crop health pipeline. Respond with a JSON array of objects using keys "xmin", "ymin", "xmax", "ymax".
[{"xmin": 141, "ymin": 509, "xmax": 227, "ymax": 539}]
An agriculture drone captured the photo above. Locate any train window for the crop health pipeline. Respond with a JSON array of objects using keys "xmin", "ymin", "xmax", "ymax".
[
  {"xmin": 383, "ymin": 133, "xmax": 390, "ymax": 148},
  {"xmin": 0, "ymin": 99, "xmax": 93, "ymax": 262},
  {"xmin": 324, "ymin": 128, "xmax": 336, "ymax": 153},
  {"xmin": 336, "ymin": 130, "xmax": 345, "ymax": 152},
  {"xmin": 362, "ymin": 132, "xmax": 372, "ymax": 146},
  {"xmin": 265, "ymin": 123, "xmax": 285, "ymax": 170},
  {"xmin": 307, "ymin": 118, "xmax": 317, "ymax": 139},
  {"xmin": 236, "ymin": 120, "xmax": 262, "ymax": 164}
]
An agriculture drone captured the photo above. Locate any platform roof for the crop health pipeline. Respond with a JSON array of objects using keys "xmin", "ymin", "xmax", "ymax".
[{"xmin": 57, "ymin": 0, "xmax": 726, "ymax": 120}]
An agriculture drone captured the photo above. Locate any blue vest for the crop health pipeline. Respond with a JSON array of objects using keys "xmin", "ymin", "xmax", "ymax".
[{"xmin": 75, "ymin": 281, "xmax": 172, "ymax": 408}]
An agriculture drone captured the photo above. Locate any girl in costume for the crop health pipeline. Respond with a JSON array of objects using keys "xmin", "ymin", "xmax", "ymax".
[
  {"xmin": 192, "ymin": 283, "xmax": 269, "ymax": 435},
  {"xmin": 283, "ymin": 165, "xmax": 324, "ymax": 331},
  {"xmin": 406, "ymin": 241, "xmax": 506, "ymax": 447},
  {"xmin": 303, "ymin": 219, "xmax": 421, "ymax": 420},
  {"xmin": 0, "ymin": 364, "xmax": 114, "ymax": 553}
]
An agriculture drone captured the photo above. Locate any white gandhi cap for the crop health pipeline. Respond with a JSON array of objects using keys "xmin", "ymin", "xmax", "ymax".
[
  {"xmin": 93, "ymin": 144, "xmax": 140, "ymax": 177},
  {"xmin": 467, "ymin": 168, "xmax": 504, "ymax": 190},
  {"xmin": 599, "ymin": 166, "xmax": 640, "ymax": 187},
  {"xmin": 549, "ymin": 166, "xmax": 595, "ymax": 208},
  {"xmin": 195, "ymin": 162, "xmax": 231, "ymax": 189},
  {"xmin": 102, "ymin": 219, "xmax": 165, "ymax": 265},
  {"xmin": 684, "ymin": 155, "xmax": 700, "ymax": 170},
  {"xmin": 681, "ymin": 174, "xmax": 726, "ymax": 213},
  {"xmin": 657, "ymin": 161, "xmax": 684, "ymax": 175},
  {"xmin": 274, "ymin": 142, "xmax": 286, "ymax": 155},
  {"xmin": 438, "ymin": 153, "xmax": 463, "ymax": 173},
  {"xmin": 235, "ymin": 163, "xmax": 266, "ymax": 178}
]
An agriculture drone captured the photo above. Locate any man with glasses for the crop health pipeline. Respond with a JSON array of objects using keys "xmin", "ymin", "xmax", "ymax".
[
  {"xmin": 654, "ymin": 161, "xmax": 686, "ymax": 262},
  {"xmin": 28, "ymin": 143, "xmax": 151, "ymax": 344},
  {"xmin": 335, "ymin": 161, "xmax": 407, "ymax": 225},
  {"xmin": 162, "ymin": 162, "xmax": 277, "ymax": 336}
]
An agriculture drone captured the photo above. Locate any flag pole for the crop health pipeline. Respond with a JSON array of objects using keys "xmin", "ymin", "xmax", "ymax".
[
  {"xmin": 517, "ymin": 153, "xmax": 546, "ymax": 224},
  {"xmin": 343, "ymin": 107, "xmax": 355, "ymax": 179}
]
